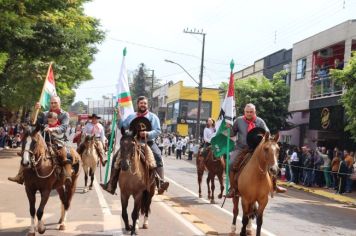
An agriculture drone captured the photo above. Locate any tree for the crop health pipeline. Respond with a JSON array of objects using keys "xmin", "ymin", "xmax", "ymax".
[
  {"xmin": 220, "ymin": 74, "xmax": 290, "ymax": 133},
  {"xmin": 69, "ymin": 101, "xmax": 87, "ymax": 114},
  {"xmin": 130, "ymin": 63, "xmax": 161, "ymax": 105},
  {"xmin": 0, "ymin": 0, "xmax": 104, "ymax": 115},
  {"xmin": 330, "ymin": 52, "xmax": 356, "ymax": 141}
]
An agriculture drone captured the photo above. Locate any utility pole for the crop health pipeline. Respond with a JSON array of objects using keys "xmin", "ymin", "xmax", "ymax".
[
  {"xmin": 184, "ymin": 28, "xmax": 206, "ymax": 143},
  {"xmin": 146, "ymin": 69, "xmax": 155, "ymax": 109}
]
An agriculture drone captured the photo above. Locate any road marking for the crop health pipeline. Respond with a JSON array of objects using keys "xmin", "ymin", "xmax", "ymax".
[
  {"xmin": 93, "ymin": 178, "xmax": 112, "ymax": 216},
  {"xmin": 165, "ymin": 176, "xmax": 277, "ymax": 236},
  {"xmin": 156, "ymin": 197, "xmax": 205, "ymax": 236}
]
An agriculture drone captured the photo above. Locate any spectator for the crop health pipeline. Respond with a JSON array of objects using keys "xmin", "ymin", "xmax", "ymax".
[
  {"xmin": 337, "ymin": 154, "xmax": 348, "ymax": 194},
  {"xmin": 344, "ymin": 150, "xmax": 354, "ymax": 193},
  {"xmin": 317, "ymin": 147, "xmax": 332, "ymax": 188},
  {"xmin": 302, "ymin": 147, "xmax": 313, "ymax": 187},
  {"xmin": 176, "ymin": 137, "xmax": 182, "ymax": 160},
  {"xmin": 331, "ymin": 149, "xmax": 341, "ymax": 190},
  {"xmin": 290, "ymin": 146, "xmax": 300, "ymax": 184},
  {"xmin": 313, "ymin": 149, "xmax": 324, "ymax": 187}
]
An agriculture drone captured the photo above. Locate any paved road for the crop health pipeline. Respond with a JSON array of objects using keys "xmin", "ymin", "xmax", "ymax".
[{"xmin": 1, "ymin": 148, "xmax": 355, "ymax": 236}]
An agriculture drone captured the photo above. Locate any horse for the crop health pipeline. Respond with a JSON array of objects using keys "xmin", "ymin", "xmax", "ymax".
[
  {"xmin": 118, "ymin": 129, "xmax": 156, "ymax": 235},
  {"xmin": 231, "ymin": 132, "xmax": 280, "ymax": 236},
  {"xmin": 21, "ymin": 124, "xmax": 80, "ymax": 236},
  {"xmin": 196, "ymin": 147, "xmax": 225, "ymax": 204},
  {"xmin": 81, "ymin": 135, "xmax": 98, "ymax": 193}
]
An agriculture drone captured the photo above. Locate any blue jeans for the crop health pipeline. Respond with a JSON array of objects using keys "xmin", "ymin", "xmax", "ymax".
[
  {"xmin": 303, "ymin": 170, "xmax": 313, "ymax": 187},
  {"xmin": 0, "ymin": 135, "xmax": 6, "ymax": 148},
  {"xmin": 149, "ymin": 142, "xmax": 163, "ymax": 167},
  {"xmin": 345, "ymin": 168, "xmax": 353, "ymax": 192}
]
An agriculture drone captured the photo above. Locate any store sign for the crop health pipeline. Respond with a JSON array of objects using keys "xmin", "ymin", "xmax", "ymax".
[
  {"xmin": 309, "ymin": 106, "xmax": 344, "ymax": 131},
  {"xmin": 177, "ymin": 118, "xmax": 207, "ymax": 125},
  {"xmin": 320, "ymin": 108, "xmax": 330, "ymax": 129}
]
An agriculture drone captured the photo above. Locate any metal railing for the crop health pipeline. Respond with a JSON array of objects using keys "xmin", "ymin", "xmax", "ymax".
[{"xmin": 311, "ymin": 75, "xmax": 344, "ymax": 98}]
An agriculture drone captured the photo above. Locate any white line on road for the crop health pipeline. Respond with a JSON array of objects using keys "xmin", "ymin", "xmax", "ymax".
[
  {"xmin": 165, "ymin": 176, "xmax": 277, "ymax": 236},
  {"xmin": 156, "ymin": 198, "xmax": 205, "ymax": 236},
  {"xmin": 93, "ymin": 178, "xmax": 112, "ymax": 216}
]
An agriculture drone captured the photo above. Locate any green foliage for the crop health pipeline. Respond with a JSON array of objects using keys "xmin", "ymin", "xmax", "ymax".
[
  {"xmin": 69, "ymin": 100, "xmax": 87, "ymax": 114},
  {"xmin": 130, "ymin": 63, "xmax": 161, "ymax": 105},
  {"xmin": 0, "ymin": 0, "xmax": 104, "ymax": 114},
  {"xmin": 330, "ymin": 51, "xmax": 356, "ymax": 141},
  {"xmin": 220, "ymin": 74, "xmax": 290, "ymax": 133},
  {"xmin": 0, "ymin": 53, "xmax": 9, "ymax": 74}
]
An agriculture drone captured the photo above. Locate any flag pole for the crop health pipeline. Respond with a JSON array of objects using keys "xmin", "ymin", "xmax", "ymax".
[
  {"xmin": 32, "ymin": 62, "xmax": 53, "ymax": 125},
  {"xmin": 104, "ymin": 104, "xmax": 117, "ymax": 183},
  {"xmin": 225, "ymin": 59, "xmax": 234, "ymax": 194}
]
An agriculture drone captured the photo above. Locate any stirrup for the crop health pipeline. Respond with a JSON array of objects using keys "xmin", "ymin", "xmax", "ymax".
[{"xmin": 158, "ymin": 181, "xmax": 169, "ymax": 195}]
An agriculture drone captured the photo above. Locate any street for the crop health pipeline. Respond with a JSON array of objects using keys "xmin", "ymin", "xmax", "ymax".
[{"xmin": 1, "ymin": 148, "xmax": 355, "ymax": 236}]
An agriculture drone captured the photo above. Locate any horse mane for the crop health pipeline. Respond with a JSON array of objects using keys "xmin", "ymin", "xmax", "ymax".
[{"xmin": 33, "ymin": 132, "xmax": 48, "ymax": 157}]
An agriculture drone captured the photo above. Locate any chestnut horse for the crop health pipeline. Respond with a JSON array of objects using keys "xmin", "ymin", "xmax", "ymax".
[
  {"xmin": 21, "ymin": 125, "xmax": 80, "ymax": 236},
  {"xmin": 81, "ymin": 135, "xmax": 98, "ymax": 193},
  {"xmin": 231, "ymin": 132, "xmax": 280, "ymax": 236},
  {"xmin": 196, "ymin": 147, "xmax": 225, "ymax": 203},
  {"xmin": 118, "ymin": 130, "xmax": 156, "ymax": 235}
]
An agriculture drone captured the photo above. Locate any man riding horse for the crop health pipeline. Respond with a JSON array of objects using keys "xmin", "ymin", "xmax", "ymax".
[
  {"xmin": 226, "ymin": 103, "xmax": 286, "ymax": 198},
  {"xmin": 8, "ymin": 96, "xmax": 73, "ymax": 185},
  {"xmin": 77, "ymin": 113, "xmax": 107, "ymax": 167},
  {"xmin": 101, "ymin": 96, "xmax": 170, "ymax": 195}
]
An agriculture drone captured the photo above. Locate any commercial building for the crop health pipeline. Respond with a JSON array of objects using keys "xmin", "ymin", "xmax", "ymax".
[{"xmin": 165, "ymin": 81, "xmax": 220, "ymax": 137}]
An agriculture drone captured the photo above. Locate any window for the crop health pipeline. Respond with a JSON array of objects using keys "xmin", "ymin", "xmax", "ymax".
[
  {"xmin": 296, "ymin": 58, "xmax": 306, "ymax": 80},
  {"xmin": 179, "ymin": 100, "xmax": 212, "ymax": 120},
  {"xmin": 173, "ymin": 102, "xmax": 179, "ymax": 119},
  {"xmin": 167, "ymin": 103, "xmax": 173, "ymax": 119}
]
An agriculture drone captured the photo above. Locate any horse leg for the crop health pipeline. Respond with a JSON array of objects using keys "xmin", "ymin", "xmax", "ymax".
[
  {"xmin": 217, "ymin": 172, "xmax": 224, "ymax": 199},
  {"xmin": 210, "ymin": 173, "xmax": 216, "ymax": 204},
  {"xmin": 240, "ymin": 198, "xmax": 250, "ymax": 236},
  {"xmin": 121, "ymin": 193, "xmax": 131, "ymax": 231},
  {"xmin": 231, "ymin": 195, "xmax": 239, "ymax": 234},
  {"xmin": 131, "ymin": 193, "xmax": 142, "ymax": 235},
  {"xmin": 206, "ymin": 175, "xmax": 211, "ymax": 199},
  {"xmin": 197, "ymin": 170, "xmax": 203, "ymax": 198},
  {"xmin": 25, "ymin": 187, "xmax": 36, "ymax": 236},
  {"xmin": 143, "ymin": 186, "xmax": 155, "ymax": 229},
  {"xmin": 256, "ymin": 198, "xmax": 268, "ymax": 236},
  {"xmin": 36, "ymin": 189, "xmax": 51, "ymax": 234},
  {"xmin": 89, "ymin": 168, "xmax": 94, "ymax": 190},
  {"xmin": 83, "ymin": 168, "xmax": 88, "ymax": 193}
]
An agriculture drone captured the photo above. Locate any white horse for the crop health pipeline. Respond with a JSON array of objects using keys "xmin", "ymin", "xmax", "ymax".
[{"xmin": 81, "ymin": 135, "xmax": 99, "ymax": 192}]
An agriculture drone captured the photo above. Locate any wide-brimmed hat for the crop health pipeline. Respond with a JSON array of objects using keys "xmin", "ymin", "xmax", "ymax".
[
  {"xmin": 129, "ymin": 117, "xmax": 152, "ymax": 137},
  {"xmin": 246, "ymin": 127, "xmax": 266, "ymax": 149},
  {"xmin": 88, "ymin": 114, "xmax": 101, "ymax": 119}
]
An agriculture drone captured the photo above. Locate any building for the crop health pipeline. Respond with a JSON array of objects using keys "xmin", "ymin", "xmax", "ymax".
[
  {"xmin": 151, "ymin": 81, "xmax": 173, "ymax": 127},
  {"xmin": 87, "ymin": 98, "xmax": 115, "ymax": 122},
  {"xmin": 284, "ymin": 19, "xmax": 356, "ymax": 149},
  {"xmin": 165, "ymin": 81, "xmax": 220, "ymax": 137},
  {"xmin": 233, "ymin": 49, "xmax": 292, "ymax": 84}
]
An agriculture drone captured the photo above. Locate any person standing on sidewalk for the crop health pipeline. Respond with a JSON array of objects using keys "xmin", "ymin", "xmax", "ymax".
[
  {"xmin": 290, "ymin": 147, "xmax": 300, "ymax": 184},
  {"xmin": 317, "ymin": 147, "xmax": 332, "ymax": 188},
  {"xmin": 176, "ymin": 137, "xmax": 183, "ymax": 160},
  {"xmin": 331, "ymin": 149, "xmax": 341, "ymax": 190},
  {"xmin": 344, "ymin": 150, "xmax": 354, "ymax": 193}
]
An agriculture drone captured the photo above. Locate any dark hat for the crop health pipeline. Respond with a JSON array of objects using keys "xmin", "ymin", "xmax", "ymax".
[
  {"xmin": 88, "ymin": 114, "xmax": 101, "ymax": 119},
  {"xmin": 129, "ymin": 117, "xmax": 152, "ymax": 137},
  {"xmin": 246, "ymin": 127, "xmax": 266, "ymax": 149}
]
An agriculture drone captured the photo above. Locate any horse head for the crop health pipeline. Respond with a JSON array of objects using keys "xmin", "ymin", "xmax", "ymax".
[
  {"xmin": 120, "ymin": 128, "xmax": 135, "ymax": 171},
  {"xmin": 21, "ymin": 123, "xmax": 46, "ymax": 167},
  {"xmin": 260, "ymin": 132, "xmax": 280, "ymax": 175}
]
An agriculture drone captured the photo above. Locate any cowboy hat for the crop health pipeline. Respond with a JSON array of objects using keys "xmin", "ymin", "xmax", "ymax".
[
  {"xmin": 88, "ymin": 114, "xmax": 101, "ymax": 119},
  {"xmin": 129, "ymin": 117, "xmax": 152, "ymax": 137},
  {"xmin": 246, "ymin": 127, "xmax": 266, "ymax": 149}
]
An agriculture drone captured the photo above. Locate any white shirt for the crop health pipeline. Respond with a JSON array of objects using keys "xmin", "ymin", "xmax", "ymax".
[
  {"xmin": 176, "ymin": 140, "xmax": 183, "ymax": 150},
  {"xmin": 84, "ymin": 122, "xmax": 105, "ymax": 143},
  {"xmin": 290, "ymin": 152, "xmax": 299, "ymax": 162},
  {"xmin": 203, "ymin": 127, "xmax": 215, "ymax": 143}
]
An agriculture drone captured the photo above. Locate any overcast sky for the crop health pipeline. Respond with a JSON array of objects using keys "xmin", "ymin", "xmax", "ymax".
[{"xmin": 74, "ymin": 0, "xmax": 356, "ymax": 103}]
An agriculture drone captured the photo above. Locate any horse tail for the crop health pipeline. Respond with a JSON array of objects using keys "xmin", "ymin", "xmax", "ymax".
[{"xmin": 140, "ymin": 190, "xmax": 151, "ymax": 215}]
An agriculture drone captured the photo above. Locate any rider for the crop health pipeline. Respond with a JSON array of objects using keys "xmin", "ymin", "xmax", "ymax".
[
  {"xmin": 101, "ymin": 96, "xmax": 170, "ymax": 194},
  {"xmin": 77, "ymin": 114, "xmax": 107, "ymax": 166},
  {"xmin": 201, "ymin": 117, "xmax": 216, "ymax": 158},
  {"xmin": 8, "ymin": 96, "xmax": 72, "ymax": 185},
  {"xmin": 226, "ymin": 103, "xmax": 286, "ymax": 197}
]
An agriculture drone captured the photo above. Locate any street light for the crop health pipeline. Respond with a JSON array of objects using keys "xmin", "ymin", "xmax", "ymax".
[
  {"xmin": 145, "ymin": 69, "xmax": 155, "ymax": 109},
  {"xmin": 164, "ymin": 59, "xmax": 202, "ymax": 143},
  {"xmin": 85, "ymin": 97, "xmax": 92, "ymax": 114}
]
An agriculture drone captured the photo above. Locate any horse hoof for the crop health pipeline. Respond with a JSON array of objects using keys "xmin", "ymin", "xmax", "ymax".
[
  {"xmin": 210, "ymin": 199, "xmax": 215, "ymax": 204},
  {"xmin": 59, "ymin": 224, "xmax": 66, "ymax": 231},
  {"xmin": 83, "ymin": 188, "xmax": 88, "ymax": 193},
  {"xmin": 246, "ymin": 229, "xmax": 252, "ymax": 235},
  {"xmin": 143, "ymin": 223, "xmax": 148, "ymax": 229},
  {"xmin": 27, "ymin": 233, "xmax": 35, "ymax": 236},
  {"xmin": 38, "ymin": 226, "xmax": 46, "ymax": 234},
  {"xmin": 199, "ymin": 194, "xmax": 202, "ymax": 198},
  {"xmin": 218, "ymin": 194, "xmax": 223, "ymax": 199},
  {"xmin": 89, "ymin": 186, "xmax": 93, "ymax": 190}
]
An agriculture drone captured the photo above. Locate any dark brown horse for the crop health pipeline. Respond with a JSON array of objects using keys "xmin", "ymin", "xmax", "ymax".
[
  {"xmin": 196, "ymin": 147, "xmax": 225, "ymax": 203},
  {"xmin": 231, "ymin": 132, "xmax": 280, "ymax": 236},
  {"xmin": 118, "ymin": 129, "xmax": 156, "ymax": 235},
  {"xmin": 21, "ymin": 124, "xmax": 80, "ymax": 235}
]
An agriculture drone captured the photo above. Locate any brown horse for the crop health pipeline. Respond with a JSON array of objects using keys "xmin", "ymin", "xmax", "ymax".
[
  {"xmin": 118, "ymin": 129, "xmax": 156, "ymax": 235},
  {"xmin": 81, "ymin": 135, "xmax": 98, "ymax": 192},
  {"xmin": 196, "ymin": 147, "xmax": 225, "ymax": 203},
  {"xmin": 21, "ymin": 124, "xmax": 80, "ymax": 236},
  {"xmin": 231, "ymin": 132, "xmax": 280, "ymax": 236}
]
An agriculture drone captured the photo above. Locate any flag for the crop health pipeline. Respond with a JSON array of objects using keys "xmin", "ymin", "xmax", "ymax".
[
  {"xmin": 211, "ymin": 60, "xmax": 236, "ymax": 157},
  {"xmin": 39, "ymin": 63, "xmax": 56, "ymax": 110},
  {"xmin": 104, "ymin": 47, "xmax": 134, "ymax": 183}
]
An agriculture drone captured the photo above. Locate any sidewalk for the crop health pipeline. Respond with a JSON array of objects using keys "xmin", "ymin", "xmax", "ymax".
[{"xmin": 278, "ymin": 180, "xmax": 356, "ymax": 206}]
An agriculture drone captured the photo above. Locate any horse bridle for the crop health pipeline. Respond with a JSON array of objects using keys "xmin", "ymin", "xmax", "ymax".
[{"xmin": 257, "ymin": 137, "xmax": 276, "ymax": 175}]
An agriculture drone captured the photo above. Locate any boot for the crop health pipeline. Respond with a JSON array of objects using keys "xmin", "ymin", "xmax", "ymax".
[
  {"xmin": 8, "ymin": 165, "xmax": 25, "ymax": 185},
  {"xmin": 100, "ymin": 168, "xmax": 120, "ymax": 195},
  {"xmin": 272, "ymin": 175, "xmax": 287, "ymax": 193},
  {"xmin": 156, "ymin": 167, "xmax": 169, "ymax": 195}
]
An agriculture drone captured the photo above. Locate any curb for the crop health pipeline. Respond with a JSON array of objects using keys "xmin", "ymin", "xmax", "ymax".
[
  {"xmin": 278, "ymin": 181, "xmax": 356, "ymax": 206},
  {"xmin": 156, "ymin": 194, "xmax": 219, "ymax": 235}
]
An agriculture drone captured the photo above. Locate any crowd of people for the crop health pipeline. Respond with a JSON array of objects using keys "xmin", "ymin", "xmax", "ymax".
[
  {"xmin": 0, "ymin": 122, "xmax": 23, "ymax": 150},
  {"xmin": 155, "ymin": 134, "xmax": 197, "ymax": 160},
  {"xmin": 280, "ymin": 144, "xmax": 356, "ymax": 194}
]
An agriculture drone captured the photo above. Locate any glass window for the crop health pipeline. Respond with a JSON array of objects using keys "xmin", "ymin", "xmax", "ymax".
[
  {"xmin": 180, "ymin": 100, "xmax": 211, "ymax": 120},
  {"xmin": 167, "ymin": 103, "xmax": 173, "ymax": 119},
  {"xmin": 296, "ymin": 58, "xmax": 306, "ymax": 80},
  {"xmin": 173, "ymin": 101, "xmax": 179, "ymax": 119}
]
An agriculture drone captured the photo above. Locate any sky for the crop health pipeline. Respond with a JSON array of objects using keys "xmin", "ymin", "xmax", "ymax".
[{"xmin": 74, "ymin": 0, "xmax": 356, "ymax": 103}]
